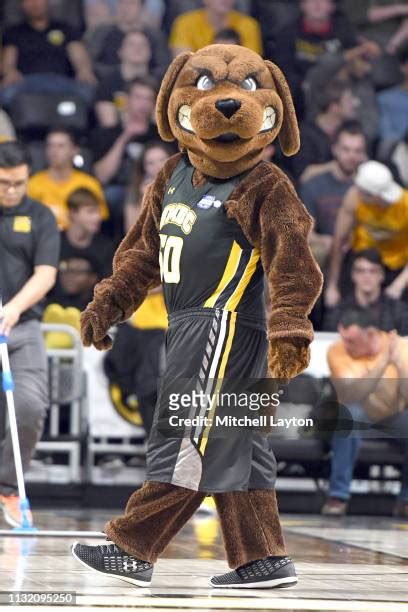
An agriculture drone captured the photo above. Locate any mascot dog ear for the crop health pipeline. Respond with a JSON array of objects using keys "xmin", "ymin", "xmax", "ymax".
[
  {"xmin": 156, "ymin": 52, "xmax": 193, "ymax": 141},
  {"xmin": 264, "ymin": 60, "xmax": 300, "ymax": 157}
]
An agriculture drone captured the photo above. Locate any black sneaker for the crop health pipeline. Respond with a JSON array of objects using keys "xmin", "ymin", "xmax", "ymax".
[
  {"xmin": 71, "ymin": 540, "xmax": 153, "ymax": 587},
  {"xmin": 210, "ymin": 556, "xmax": 297, "ymax": 589}
]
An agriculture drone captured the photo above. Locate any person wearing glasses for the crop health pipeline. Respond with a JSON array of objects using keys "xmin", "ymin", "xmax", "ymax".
[{"xmin": 0, "ymin": 140, "xmax": 60, "ymax": 528}]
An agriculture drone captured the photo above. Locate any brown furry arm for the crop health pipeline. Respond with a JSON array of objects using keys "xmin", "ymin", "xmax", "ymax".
[
  {"xmin": 226, "ymin": 165, "xmax": 323, "ymax": 379},
  {"xmin": 81, "ymin": 153, "xmax": 181, "ymax": 350},
  {"xmin": 259, "ymin": 177, "xmax": 323, "ymax": 378}
]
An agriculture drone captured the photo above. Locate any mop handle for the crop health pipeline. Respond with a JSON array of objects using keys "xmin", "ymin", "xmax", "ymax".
[
  {"xmin": 0, "ymin": 309, "xmax": 27, "ymax": 502},
  {"xmin": 0, "ymin": 334, "xmax": 14, "ymax": 390}
]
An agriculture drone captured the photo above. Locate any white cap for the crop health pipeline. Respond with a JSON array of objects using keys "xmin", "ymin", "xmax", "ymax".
[{"xmin": 354, "ymin": 161, "xmax": 403, "ymax": 204}]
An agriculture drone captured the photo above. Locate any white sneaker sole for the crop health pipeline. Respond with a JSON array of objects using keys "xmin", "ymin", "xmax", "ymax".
[
  {"xmin": 71, "ymin": 542, "xmax": 152, "ymax": 588},
  {"xmin": 210, "ymin": 575, "xmax": 298, "ymax": 589}
]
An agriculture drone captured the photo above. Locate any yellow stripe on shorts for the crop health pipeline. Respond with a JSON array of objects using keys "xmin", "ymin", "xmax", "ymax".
[{"xmin": 199, "ymin": 311, "xmax": 237, "ymax": 455}]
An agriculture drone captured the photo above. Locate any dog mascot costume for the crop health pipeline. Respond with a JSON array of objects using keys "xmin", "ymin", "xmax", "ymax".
[{"xmin": 72, "ymin": 44, "xmax": 323, "ymax": 589}]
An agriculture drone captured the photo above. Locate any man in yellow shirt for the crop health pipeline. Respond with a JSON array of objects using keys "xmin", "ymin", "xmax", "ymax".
[
  {"xmin": 169, "ymin": 0, "xmax": 263, "ymax": 57},
  {"xmin": 326, "ymin": 160, "xmax": 408, "ymax": 307},
  {"xmin": 28, "ymin": 127, "xmax": 109, "ymax": 230}
]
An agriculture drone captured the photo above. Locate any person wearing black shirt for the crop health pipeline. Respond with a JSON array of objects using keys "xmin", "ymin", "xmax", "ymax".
[
  {"xmin": 300, "ymin": 122, "xmax": 367, "ymax": 268},
  {"xmin": 0, "ymin": 141, "xmax": 60, "ymax": 527},
  {"xmin": 95, "ymin": 30, "xmax": 155, "ymax": 128},
  {"xmin": 323, "ymin": 249, "xmax": 408, "ymax": 334},
  {"xmin": 85, "ymin": 0, "xmax": 170, "ymax": 81},
  {"xmin": 91, "ymin": 77, "xmax": 158, "ymax": 234},
  {"xmin": 48, "ymin": 187, "xmax": 114, "ymax": 310},
  {"xmin": 1, "ymin": 0, "xmax": 97, "ymax": 107},
  {"xmin": 51, "ymin": 256, "xmax": 100, "ymax": 311},
  {"xmin": 292, "ymin": 80, "xmax": 359, "ymax": 179},
  {"xmin": 270, "ymin": 0, "xmax": 358, "ymax": 87}
]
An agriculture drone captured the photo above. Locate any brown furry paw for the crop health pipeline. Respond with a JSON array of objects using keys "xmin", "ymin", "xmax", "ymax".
[
  {"xmin": 267, "ymin": 337, "xmax": 310, "ymax": 380},
  {"xmin": 80, "ymin": 306, "xmax": 115, "ymax": 351}
]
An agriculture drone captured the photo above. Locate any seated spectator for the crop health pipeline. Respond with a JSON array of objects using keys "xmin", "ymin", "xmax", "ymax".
[
  {"xmin": 1, "ymin": 0, "xmax": 97, "ymax": 108},
  {"xmin": 125, "ymin": 140, "xmax": 174, "ymax": 228},
  {"xmin": 169, "ymin": 0, "xmax": 262, "ymax": 56},
  {"xmin": 377, "ymin": 43, "xmax": 408, "ymax": 157},
  {"xmin": 322, "ymin": 308, "xmax": 408, "ymax": 517},
  {"xmin": 300, "ymin": 122, "xmax": 367, "ymax": 268},
  {"xmin": 85, "ymin": 0, "xmax": 170, "ymax": 80},
  {"xmin": 325, "ymin": 161, "xmax": 408, "ymax": 307},
  {"xmin": 213, "ymin": 28, "xmax": 241, "ymax": 45},
  {"xmin": 292, "ymin": 80, "xmax": 359, "ymax": 180},
  {"xmin": 305, "ymin": 40, "xmax": 381, "ymax": 146},
  {"xmin": 28, "ymin": 127, "xmax": 109, "ymax": 230},
  {"xmin": 50, "ymin": 255, "xmax": 100, "ymax": 310},
  {"xmin": 91, "ymin": 77, "xmax": 158, "ymax": 231},
  {"xmin": 61, "ymin": 188, "xmax": 114, "ymax": 279},
  {"xmin": 95, "ymin": 29, "xmax": 153, "ymax": 127},
  {"xmin": 46, "ymin": 188, "xmax": 114, "ymax": 322},
  {"xmin": 271, "ymin": 0, "xmax": 358, "ymax": 91},
  {"xmin": 323, "ymin": 249, "xmax": 408, "ymax": 334}
]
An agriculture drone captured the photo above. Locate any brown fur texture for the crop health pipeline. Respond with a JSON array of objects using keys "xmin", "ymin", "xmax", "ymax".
[
  {"xmin": 105, "ymin": 481, "xmax": 286, "ymax": 568},
  {"xmin": 213, "ymin": 488, "xmax": 287, "ymax": 567},
  {"xmin": 81, "ymin": 151, "xmax": 323, "ymax": 377},
  {"xmin": 104, "ymin": 481, "xmax": 206, "ymax": 564},
  {"xmin": 156, "ymin": 45, "xmax": 300, "ymax": 179}
]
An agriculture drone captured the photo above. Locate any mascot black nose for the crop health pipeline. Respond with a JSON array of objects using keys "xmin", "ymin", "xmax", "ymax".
[{"xmin": 215, "ymin": 99, "xmax": 241, "ymax": 119}]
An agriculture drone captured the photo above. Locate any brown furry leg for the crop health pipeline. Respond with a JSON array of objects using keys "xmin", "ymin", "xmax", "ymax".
[
  {"xmin": 214, "ymin": 489, "xmax": 287, "ymax": 569},
  {"xmin": 105, "ymin": 481, "xmax": 206, "ymax": 563}
]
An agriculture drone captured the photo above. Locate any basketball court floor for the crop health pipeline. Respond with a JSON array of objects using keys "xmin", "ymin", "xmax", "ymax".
[{"xmin": 0, "ymin": 509, "xmax": 407, "ymax": 611}]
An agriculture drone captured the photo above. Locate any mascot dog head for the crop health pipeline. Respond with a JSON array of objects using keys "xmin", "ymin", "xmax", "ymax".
[{"xmin": 156, "ymin": 44, "xmax": 300, "ymax": 179}]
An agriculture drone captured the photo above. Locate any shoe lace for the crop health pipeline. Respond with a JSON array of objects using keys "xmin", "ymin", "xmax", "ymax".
[
  {"xmin": 100, "ymin": 541, "xmax": 120, "ymax": 555},
  {"xmin": 100, "ymin": 538, "xmax": 151, "ymax": 569}
]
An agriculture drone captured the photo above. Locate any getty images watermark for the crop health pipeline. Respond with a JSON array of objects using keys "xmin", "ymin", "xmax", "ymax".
[{"xmin": 166, "ymin": 389, "xmax": 314, "ymax": 430}]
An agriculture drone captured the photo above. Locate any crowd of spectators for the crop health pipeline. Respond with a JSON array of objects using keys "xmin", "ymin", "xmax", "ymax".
[
  {"xmin": 0, "ymin": 0, "xmax": 408, "ymax": 519},
  {"xmin": 0, "ymin": 0, "xmax": 407, "ymax": 383}
]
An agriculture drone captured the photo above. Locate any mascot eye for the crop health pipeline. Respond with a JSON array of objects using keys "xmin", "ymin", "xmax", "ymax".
[
  {"xmin": 241, "ymin": 77, "xmax": 257, "ymax": 91},
  {"xmin": 197, "ymin": 75, "xmax": 215, "ymax": 91}
]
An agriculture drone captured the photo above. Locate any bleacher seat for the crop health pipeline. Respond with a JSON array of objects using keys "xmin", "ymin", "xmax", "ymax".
[{"xmin": 10, "ymin": 93, "xmax": 89, "ymax": 140}]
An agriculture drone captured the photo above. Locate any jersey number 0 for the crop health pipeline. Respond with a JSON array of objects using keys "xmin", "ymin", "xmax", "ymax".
[{"xmin": 159, "ymin": 233, "xmax": 183, "ymax": 283}]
